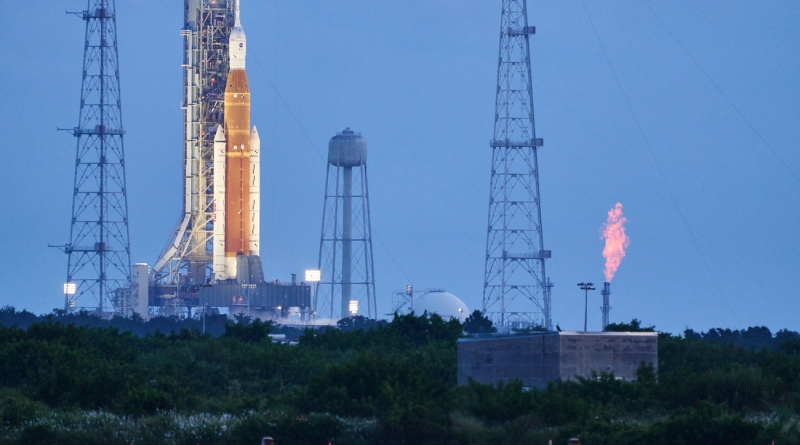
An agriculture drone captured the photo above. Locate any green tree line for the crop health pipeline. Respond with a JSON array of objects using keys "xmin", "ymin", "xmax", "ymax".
[{"xmin": 0, "ymin": 308, "xmax": 798, "ymax": 444}]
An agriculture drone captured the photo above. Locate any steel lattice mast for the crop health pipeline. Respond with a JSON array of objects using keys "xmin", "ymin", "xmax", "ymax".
[
  {"xmin": 62, "ymin": 0, "xmax": 132, "ymax": 315},
  {"xmin": 482, "ymin": 0, "xmax": 552, "ymax": 329}
]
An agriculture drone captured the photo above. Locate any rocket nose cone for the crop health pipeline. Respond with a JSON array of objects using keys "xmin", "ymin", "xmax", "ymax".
[
  {"xmin": 214, "ymin": 125, "xmax": 225, "ymax": 142},
  {"xmin": 251, "ymin": 126, "xmax": 260, "ymax": 141}
]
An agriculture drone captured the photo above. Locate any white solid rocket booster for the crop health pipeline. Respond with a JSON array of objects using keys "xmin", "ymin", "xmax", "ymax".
[
  {"xmin": 213, "ymin": 125, "xmax": 227, "ymax": 280},
  {"xmin": 249, "ymin": 126, "xmax": 260, "ymax": 256}
]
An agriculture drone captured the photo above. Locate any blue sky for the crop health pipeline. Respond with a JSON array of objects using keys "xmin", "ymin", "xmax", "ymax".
[{"xmin": 1, "ymin": 1, "xmax": 798, "ymax": 334}]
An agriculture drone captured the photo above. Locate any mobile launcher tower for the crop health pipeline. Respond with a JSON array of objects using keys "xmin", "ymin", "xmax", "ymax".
[{"xmin": 148, "ymin": 0, "xmax": 311, "ymax": 319}]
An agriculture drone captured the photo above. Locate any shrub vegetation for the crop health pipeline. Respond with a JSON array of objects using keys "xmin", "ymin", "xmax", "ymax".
[{"xmin": 0, "ymin": 307, "xmax": 797, "ymax": 444}]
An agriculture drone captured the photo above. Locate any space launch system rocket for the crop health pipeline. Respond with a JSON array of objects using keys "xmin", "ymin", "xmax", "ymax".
[{"xmin": 213, "ymin": 0, "xmax": 260, "ymax": 282}]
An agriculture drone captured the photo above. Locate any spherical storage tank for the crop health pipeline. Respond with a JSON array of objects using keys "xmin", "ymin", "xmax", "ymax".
[
  {"xmin": 412, "ymin": 290, "xmax": 470, "ymax": 321},
  {"xmin": 328, "ymin": 128, "xmax": 367, "ymax": 167}
]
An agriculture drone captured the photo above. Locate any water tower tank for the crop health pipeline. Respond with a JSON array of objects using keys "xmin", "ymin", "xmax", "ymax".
[{"xmin": 328, "ymin": 128, "xmax": 367, "ymax": 167}]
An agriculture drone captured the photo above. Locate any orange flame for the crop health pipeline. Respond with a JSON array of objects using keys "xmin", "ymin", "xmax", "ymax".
[{"xmin": 601, "ymin": 202, "xmax": 630, "ymax": 282}]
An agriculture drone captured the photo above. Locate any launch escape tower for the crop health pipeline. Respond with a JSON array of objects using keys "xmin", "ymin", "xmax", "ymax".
[
  {"xmin": 154, "ymin": 0, "xmax": 235, "ymax": 289},
  {"xmin": 58, "ymin": 0, "xmax": 132, "ymax": 315},
  {"xmin": 482, "ymin": 0, "xmax": 552, "ymax": 329},
  {"xmin": 316, "ymin": 129, "xmax": 377, "ymax": 320}
]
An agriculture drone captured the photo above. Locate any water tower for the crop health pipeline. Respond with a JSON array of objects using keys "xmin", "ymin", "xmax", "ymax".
[{"xmin": 316, "ymin": 128, "xmax": 377, "ymax": 320}]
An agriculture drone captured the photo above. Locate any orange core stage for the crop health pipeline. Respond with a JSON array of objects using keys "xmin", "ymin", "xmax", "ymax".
[{"xmin": 224, "ymin": 69, "xmax": 251, "ymax": 259}]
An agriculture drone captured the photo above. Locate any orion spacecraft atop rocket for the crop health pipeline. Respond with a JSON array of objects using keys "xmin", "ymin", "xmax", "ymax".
[{"xmin": 213, "ymin": 0, "xmax": 261, "ymax": 282}]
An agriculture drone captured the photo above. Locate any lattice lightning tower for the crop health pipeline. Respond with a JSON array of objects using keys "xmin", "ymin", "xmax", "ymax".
[
  {"xmin": 482, "ymin": 0, "xmax": 552, "ymax": 329},
  {"xmin": 60, "ymin": 0, "xmax": 132, "ymax": 315}
]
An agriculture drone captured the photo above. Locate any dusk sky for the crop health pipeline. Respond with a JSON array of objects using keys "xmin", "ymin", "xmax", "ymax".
[{"xmin": 1, "ymin": 1, "xmax": 798, "ymax": 334}]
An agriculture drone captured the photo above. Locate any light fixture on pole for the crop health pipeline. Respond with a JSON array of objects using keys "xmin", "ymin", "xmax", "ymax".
[
  {"xmin": 63, "ymin": 282, "xmax": 77, "ymax": 296},
  {"xmin": 304, "ymin": 270, "xmax": 321, "ymax": 282},
  {"xmin": 64, "ymin": 282, "xmax": 77, "ymax": 309},
  {"xmin": 577, "ymin": 282, "xmax": 595, "ymax": 332}
]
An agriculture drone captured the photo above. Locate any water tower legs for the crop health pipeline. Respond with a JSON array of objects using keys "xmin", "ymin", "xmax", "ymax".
[{"xmin": 342, "ymin": 166, "xmax": 353, "ymax": 316}]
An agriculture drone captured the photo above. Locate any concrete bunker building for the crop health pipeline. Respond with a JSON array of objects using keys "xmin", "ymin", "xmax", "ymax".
[{"xmin": 458, "ymin": 331, "xmax": 658, "ymax": 389}]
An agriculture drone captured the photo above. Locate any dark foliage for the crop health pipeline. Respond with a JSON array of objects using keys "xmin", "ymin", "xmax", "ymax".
[
  {"xmin": 463, "ymin": 309, "xmax": 496, "ymax": 334},
  {"xmin": 222, "ymin": 316, "xmax": 275, "ymax": 343},
  {"xmin": 0, "ymin": 305, "xmax": 231, "ymax": 337},
  {"xmin": 336, "ymin": 315, "xmax": 388, "ymax": 332},
  {"xmin": 604, "ymin": 318, "xmax": 656, "ymax": 332},
  {"xmin": 684, "ymin": 325, "xmax": 787, "ymax": 350},
  {"xmin": 0, "ymin": 308, "xmax": 798, "ymax": 444}
]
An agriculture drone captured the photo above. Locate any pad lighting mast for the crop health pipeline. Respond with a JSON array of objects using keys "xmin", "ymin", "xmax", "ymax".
[
  {"xmin": 482, "ymin": 0, "xmax": 551, "ymax": 329},
  {"xmin": 578, "ymin": 282, "xmax": 595, "ymax": 332}
]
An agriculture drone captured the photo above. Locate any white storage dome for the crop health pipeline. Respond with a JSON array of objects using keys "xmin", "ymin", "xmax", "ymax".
[{"xmin": 412, "ymin": 290, "xmax": 469, "ymax": 321}]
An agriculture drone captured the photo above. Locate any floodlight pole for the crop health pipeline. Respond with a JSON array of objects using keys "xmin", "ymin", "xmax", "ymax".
[{"xmin": 578, "ymin": 282, "xmax": 595, "ymax": 332}]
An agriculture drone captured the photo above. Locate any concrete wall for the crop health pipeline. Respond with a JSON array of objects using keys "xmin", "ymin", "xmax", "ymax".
[
  {"xmin": 457, "ymin": 331, "xmax": 657, "ymax": 389},
  {"xmin": 198, "ymin": 282, "xmax": 311, "ymax": 309},
  {"xmin": 457, "ymin": 332, "xmax": 560, "ymax": 388},
  {"xmin": 558, "ymin": 332, "xmax": 658, "ymax": 382}
]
